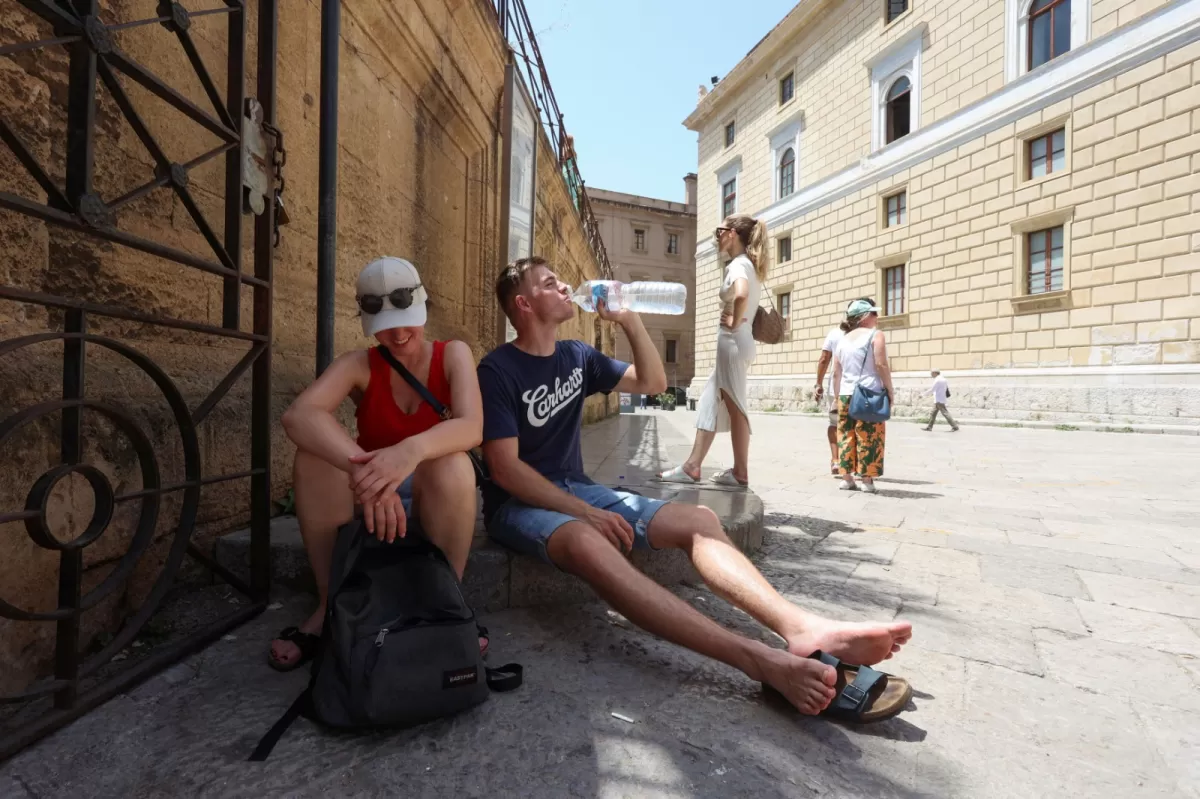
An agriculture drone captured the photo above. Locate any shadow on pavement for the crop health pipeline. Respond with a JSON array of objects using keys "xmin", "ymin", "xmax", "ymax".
[{"xmin": 872, "ymin": 489, "xmax": 944, "ymax": 500}]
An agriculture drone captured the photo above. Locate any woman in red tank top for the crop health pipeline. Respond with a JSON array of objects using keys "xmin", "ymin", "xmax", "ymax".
[{"xmin": 268, "ymin": 257, "xmax": 483, "ymax": 671}]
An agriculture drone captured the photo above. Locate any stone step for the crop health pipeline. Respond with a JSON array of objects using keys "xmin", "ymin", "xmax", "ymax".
[{"xmin": 213, "ymin": 482, "xmax": 763, "ymax": 612}]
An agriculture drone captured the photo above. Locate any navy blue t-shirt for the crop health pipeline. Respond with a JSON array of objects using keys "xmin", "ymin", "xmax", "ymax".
[{"xmin": 477, "ymin": 340, "xmax": 629, "ymax": 514}]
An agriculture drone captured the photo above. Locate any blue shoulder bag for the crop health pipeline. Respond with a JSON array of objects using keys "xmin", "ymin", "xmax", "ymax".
[{"xmin": 847, "ymin": 331, "xmax": 891, "ymax": 423}]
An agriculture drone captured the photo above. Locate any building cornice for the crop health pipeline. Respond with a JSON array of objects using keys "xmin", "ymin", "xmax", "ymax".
[{"xmin": 683, "ymin": 0, "xmax": 832, "ymax": 131}]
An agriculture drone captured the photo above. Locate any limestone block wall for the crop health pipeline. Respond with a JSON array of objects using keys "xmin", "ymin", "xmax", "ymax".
[
  {"xmin": 688, "ymin": 0, "xmax": 1200, "ymax": 427},
  {"xmin": 0, "ymin": 0, "xmax": 608, "ymax": 691}
]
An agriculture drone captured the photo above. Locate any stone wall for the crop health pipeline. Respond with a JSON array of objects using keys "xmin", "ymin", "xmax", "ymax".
[
  {"xmin": 0, "ymin": 0, "xmax": 608, "ymax": 692},
  {"xmin": 686, "ymin": 0, "xmax": 1200, "ymax": 427}
]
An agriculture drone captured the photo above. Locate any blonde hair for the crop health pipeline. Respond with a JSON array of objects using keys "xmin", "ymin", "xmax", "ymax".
[{"xmin": 724, "ymin": 215, "xmax": 769, "ymax": 281}]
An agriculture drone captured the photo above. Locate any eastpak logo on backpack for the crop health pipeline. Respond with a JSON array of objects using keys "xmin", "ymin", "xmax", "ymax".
[{"xmin": 443, "ymin": 666, "xmax": 480, "ymax": 689}]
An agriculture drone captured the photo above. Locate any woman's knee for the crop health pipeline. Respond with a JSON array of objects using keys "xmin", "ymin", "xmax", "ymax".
[{"xmin": 415, "ymin": 451, "xmax": 475, "ymax": 493}]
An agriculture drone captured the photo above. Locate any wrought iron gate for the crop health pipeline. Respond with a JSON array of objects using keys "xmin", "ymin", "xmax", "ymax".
[{"xmin": 0, "ymin": 0, "xmax": 278, "ymax": 759}]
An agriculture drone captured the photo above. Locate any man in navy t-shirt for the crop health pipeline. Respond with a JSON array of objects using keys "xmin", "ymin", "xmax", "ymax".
[{"xmin": 479, "ymin": 257, "xmax": 913, "ymax": 718}]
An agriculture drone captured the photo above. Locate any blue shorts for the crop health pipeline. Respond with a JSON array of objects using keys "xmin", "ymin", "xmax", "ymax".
[
  {"xmin": 487, "ymin": 477, "xmax": 669, "ymax": 564},
  {"xmin": 397, "ymin": 474, "xmax": 415, "ymax": 515}
]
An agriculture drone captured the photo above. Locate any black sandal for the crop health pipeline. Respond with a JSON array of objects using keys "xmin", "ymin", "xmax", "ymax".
[
  {"xmin": 267, "ymin": 626, "xmax": 321, "ymax": 672},
  {"xmin": 763, "ymin": 650, "xmax": 913, "ymax": 724}
]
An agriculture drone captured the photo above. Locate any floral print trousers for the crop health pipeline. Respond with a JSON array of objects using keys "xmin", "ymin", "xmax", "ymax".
[{"xmin": 838, "ymin": 396, "xmax": 886, "ymax": 479}]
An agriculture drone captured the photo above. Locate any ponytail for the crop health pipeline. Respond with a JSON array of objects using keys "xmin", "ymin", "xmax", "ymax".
[
  {"xmin": 724, "ymin": 214, "xmax": 770, "ymax": 281},
  {"xmin": 745, "ymin": 219, "xmax": 769, "ymax": 281}
]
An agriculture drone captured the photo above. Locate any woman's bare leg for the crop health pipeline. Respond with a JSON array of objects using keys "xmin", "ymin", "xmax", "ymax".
[
  {"xmin": 269, "ymin": 450, "xmax": 354, "ymax": 666},
  {"xmin": 413, "ymin": 452, "xmax": 477, "ymax": 579},
  {"xmin": 720, "ymin": 389, "xmax": 751, "ymax": 483},
  {"xmin": 680, "ymin": 428, "xmax": 717, "ymax": 479}
]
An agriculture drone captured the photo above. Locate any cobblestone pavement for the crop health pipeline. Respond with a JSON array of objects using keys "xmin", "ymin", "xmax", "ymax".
[{"xmin": 3, "ymin": 411, "xmax": 1198, "ymax": 798}]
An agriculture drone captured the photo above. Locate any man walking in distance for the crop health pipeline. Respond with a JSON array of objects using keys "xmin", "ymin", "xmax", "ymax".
[
  {"xmin": 923, "ymin": 369, "xmax": 960, "ymax": 432},
  {"xmin": 477, "ymin": 257, "xmax": 912, "ymax": 716},
  {"xmin": 814, "ymin": 322, "xmax": 845, "ymax": 476}
]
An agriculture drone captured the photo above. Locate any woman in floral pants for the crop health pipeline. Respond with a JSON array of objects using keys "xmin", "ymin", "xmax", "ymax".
[{"xmin": 831, "ymin": 299, "xmax": 894, "ymax": 493}]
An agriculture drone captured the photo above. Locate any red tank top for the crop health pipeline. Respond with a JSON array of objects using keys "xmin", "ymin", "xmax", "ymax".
[{"xmin": 356, "ymin": 341, "xmax": 452, "ymax": 452}]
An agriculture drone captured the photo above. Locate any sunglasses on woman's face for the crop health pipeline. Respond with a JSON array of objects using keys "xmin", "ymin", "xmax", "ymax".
[
  {"xmin": 714, "ymin": 226, "xmax": 732, "ymax": 239},
  {"xmin": 356, "ymin": 285, "xmax": 423, "ymax": 315}
]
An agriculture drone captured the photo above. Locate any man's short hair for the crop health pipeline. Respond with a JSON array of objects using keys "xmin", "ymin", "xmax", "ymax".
[{"xmin": 495, "ymin": 256, "xmax": 549, "ymax": 322}]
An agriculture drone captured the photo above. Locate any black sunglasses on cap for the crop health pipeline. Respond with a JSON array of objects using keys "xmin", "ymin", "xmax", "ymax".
[{"xmin": 356, "ymin": 284, "xmax": 423, "ymax": 315}]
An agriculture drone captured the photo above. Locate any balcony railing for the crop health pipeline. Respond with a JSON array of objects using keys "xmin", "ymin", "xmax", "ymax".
[{"xmin": 492, "ymin": 0, "xmax": 613, "ymax": 278}]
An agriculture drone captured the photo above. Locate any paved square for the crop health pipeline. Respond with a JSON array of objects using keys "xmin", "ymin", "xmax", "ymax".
[{"xmin": 3, "ymin": 411, "xmax": 1198, "ymax": 797}]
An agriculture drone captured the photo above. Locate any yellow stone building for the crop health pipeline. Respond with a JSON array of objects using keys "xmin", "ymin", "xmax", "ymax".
[{"xmin": 685, "ymin": 0, "xmax": 1200, "ymax": 427}]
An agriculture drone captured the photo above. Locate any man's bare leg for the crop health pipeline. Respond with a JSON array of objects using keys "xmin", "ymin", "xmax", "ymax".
[
  {"xmin": 826, "ymin": 423, "xmax": 838, "ymax": 465},
  {"xmin": 547, "ymin": 522, "xmax": 837, "ymax": 714},
  {"xmin": 648, "ymin": 503, "xmax": 912, "ymax": 665},
  {"xmin": 269, "ymin": 450, "xmax": 353, "ymax": 666}
]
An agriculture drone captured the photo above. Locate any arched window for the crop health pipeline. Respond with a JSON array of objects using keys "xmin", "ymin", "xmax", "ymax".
[
  {"xmin": 778, "ymin": 147, "xmax": 795, "ymax": 199},
  {"xmin": 885, "ymin": 76, "xmax": 911, "ymax": 144},
  {"xmin": 1028, "ymin": 0, "xmax": 1071, "ymax": 70}
]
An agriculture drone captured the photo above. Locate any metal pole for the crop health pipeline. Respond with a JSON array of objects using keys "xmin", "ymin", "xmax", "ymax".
[
  {"xmin": 252, "ymin": 0, "xmax": 279, "ymax": 603},
  {"xmin": 316, "ymin": 0, "xmax": 340, "ymax": 377}
]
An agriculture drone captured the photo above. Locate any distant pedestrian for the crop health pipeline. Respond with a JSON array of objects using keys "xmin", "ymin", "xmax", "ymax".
[
  {"xmin": 923, "ymin": 369, "xmax": 959, "ymax": 432},
  {"xmin": 814, "ymin": 298, "xmax": 870, "ymax": 477},
  {"xmin": 831, "ymin": 299, "xmax": 894, "ymax": 494}
]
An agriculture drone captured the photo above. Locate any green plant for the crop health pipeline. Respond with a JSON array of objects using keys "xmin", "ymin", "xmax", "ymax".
[
  {"xmin": 274, "ymin": 488, "xmax": 296, "ymax": 516},
  {"xmin": 656, "ymin": 392, "xmax": 676, "ymax": 409},
  {"xmin": 1001, "ymin": 423, "xmax": 1021, "ymax": 428},
  {"xmin": 763, "ymin": 404, "xmax": 782, "ymax": 413},
  {"xmin": 1054, "ymin": 424, "xmax": 1079, "ymax": 431}
]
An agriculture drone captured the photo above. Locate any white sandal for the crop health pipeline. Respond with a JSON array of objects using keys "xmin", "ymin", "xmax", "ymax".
[
  {"xmin": 710, "ymin": 469, "xmax": 748, "ymax": 488},
  {"xmin": 657, "ymin": 464, "xmax": 698, "ymax": 484}
]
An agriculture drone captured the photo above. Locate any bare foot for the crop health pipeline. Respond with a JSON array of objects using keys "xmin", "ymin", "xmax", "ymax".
[
  {"xmin": 269, "ymin": 607, "xmax": 323, "ymax": 667},
  {"xmin": 786, "ymin": 619, "xmax": 912, "ymax": 666},
  {"xmin": 755, "ymin": 647, "xmax": 838, "ymax": 715}
]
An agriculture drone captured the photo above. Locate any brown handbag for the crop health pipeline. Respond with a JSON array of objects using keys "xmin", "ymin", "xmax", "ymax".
[{"xmin": 752, "ymin": 298, "xmax": 785, "ymax": 344}]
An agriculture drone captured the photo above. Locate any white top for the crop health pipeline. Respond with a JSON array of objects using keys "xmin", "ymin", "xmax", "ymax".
[
  {"xmin": 720, "ymin": 255, "xmax": 760, "ymax": 327},
  {"xmin": 821, "ymin": 327, "xmax": 845, "ymax": 397},
  {"xmin": 932, "ymin": 375, "xmax": 949, "ymax": 404},
  {"xmin": 835, "ymin": 328, "xmax": 883, "ymax": 395}
]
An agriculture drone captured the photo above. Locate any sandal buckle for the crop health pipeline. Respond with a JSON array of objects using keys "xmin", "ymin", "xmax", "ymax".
[{"xmin": 840, "ymin": 683, "xmax": 869, "ymax": 707}]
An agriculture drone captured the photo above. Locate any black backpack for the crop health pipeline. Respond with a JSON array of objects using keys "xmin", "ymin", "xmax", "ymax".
[{"xmin": 249, "ymin": 522, "xmax": 522, "ymax": 760}]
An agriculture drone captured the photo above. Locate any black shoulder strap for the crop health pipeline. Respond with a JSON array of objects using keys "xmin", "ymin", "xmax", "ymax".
[
  {"xmin": 248, "ymin": 688, "xmax": 310, "ymax": 761},
  {"xmin": 375, "ymin": 345, "xmax": 450, "ymax": 420},
  {"xmin": 486, "ymin": 663, "xmax": 524, "ymax": 693}
]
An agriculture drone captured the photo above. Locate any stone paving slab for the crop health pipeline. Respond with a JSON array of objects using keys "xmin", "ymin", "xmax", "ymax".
[{"xmin": 4, "ymin": 411, "xmax": 1200, "ymax": 796}]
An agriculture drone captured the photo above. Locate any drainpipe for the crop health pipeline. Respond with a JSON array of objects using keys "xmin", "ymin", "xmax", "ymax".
[{"xmin": 316, "ymin": 0, "xmax": 340, "ymax": 376}]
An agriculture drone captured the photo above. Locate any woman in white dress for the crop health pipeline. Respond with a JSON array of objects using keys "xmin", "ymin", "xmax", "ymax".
[{"xmin": 658, "ymin": 214, "xmax": 767, "ymax": 487}]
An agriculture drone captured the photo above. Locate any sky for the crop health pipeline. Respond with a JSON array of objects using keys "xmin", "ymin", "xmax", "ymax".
[{"xmin": 522, "ymin": 0, "xmax": 800, "ymax": 204}]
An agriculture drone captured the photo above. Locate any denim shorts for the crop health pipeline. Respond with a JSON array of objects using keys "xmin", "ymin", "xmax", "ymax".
[
  {"xmin": 397, "ymin": 474, "xmax": 415, "ymax": 515},
  {"xmin": 486, "ymin": 477, "xmax": 669, "ymax": 564}
]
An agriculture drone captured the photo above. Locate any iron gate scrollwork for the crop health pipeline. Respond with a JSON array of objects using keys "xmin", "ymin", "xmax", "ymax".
[{"xmin": 0, "ymin": 0, "xmax": 278, "ymax": 760}]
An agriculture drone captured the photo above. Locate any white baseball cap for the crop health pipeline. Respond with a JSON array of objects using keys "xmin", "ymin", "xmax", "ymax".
[{"xmin": 356, "ymin": 257, "xmax": 428, "ymax": 337}]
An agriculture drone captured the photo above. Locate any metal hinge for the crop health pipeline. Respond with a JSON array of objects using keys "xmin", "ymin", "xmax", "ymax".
[{"xmin": 242, "ymin": 97, "xmax": 288, "ymax": 247}]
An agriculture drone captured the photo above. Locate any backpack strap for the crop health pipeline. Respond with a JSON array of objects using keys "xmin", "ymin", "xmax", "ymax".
[
  {"xmin": 248, "ymin": 688, "xmax": 310, "ymax": 761},
  {"xmin": 486, "ymin": 663, "xmax": 524, "ymax": 693}
]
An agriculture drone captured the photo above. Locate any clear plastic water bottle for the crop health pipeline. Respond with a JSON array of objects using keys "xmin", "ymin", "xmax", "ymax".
[{"xmin": 571, "ymin": 280, "xmax": 687, "ymax": 315}]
